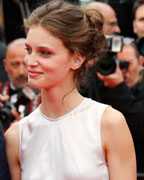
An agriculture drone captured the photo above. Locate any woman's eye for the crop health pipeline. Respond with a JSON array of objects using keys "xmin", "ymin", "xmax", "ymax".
[
  {"xmin": 25, "ymin": 47, "xmax": 32, "ymax": 54},
  {"xmin": 40, "ymin": 50, "xmax": 51, "ymax": 56}
]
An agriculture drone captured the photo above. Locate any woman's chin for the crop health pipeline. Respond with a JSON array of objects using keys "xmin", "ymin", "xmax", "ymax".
[{"xmin": 28, "ymin": 81, "xmax": 40, "ymax": 89}]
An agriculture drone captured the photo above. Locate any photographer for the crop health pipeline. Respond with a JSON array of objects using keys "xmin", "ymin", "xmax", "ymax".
[
  {"xmin": 81, "ymin": 40, "xmax": 144, "ymax": 174},
  {"xmin": 0, "ymin": 38, "xmax": 41, "ymax": 131}
]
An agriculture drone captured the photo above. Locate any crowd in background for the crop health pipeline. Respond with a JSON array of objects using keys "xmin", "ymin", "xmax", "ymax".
[
  {"xmin": 0, "ymin": 0, "xmax": 144, "ymax": 179},
  {"xmin": 0, "ymin": 0, "xmax": 137, "ymax": 44}
]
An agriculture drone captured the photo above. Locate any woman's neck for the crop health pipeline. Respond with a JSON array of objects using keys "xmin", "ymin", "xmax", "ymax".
[{"xmin": 40, "ymin": 86, "xmax": 84, "ymax": 119}]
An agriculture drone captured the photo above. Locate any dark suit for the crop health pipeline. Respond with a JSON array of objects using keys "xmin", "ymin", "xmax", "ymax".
[
  {"xmin": 0, "ymin": 81, "xmax": 41, "ymax": 130},
  {"xmin": 0, "ymin": 121, "xmax": 11, "ymax": 180},
  {"xmin": 0, "ymin": 41, "xmax": 8, "ymax": 83}
]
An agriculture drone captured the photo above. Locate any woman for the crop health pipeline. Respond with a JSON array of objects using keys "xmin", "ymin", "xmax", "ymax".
[{"xmin": 5, "ymin": 0, "xmax": 136, "ymax": 179}]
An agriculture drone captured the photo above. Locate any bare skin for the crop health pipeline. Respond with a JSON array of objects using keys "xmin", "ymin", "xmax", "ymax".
[
  {"xmin": 5, "ymin": 25, "xmax": 136, "ymax": 180},
  {"xmin": 3, "ymin": 38, "xmax": 28, "ymax": 89},
  {"xmin": 133, "ymin": 4, "xmax": 144, "ymax": 38},
  {"xmin": 97, "ymin": 44, "xmax": 144, "ymax": 88},
  {"xmin": 87, "ymin": 2, "xmax": 121, "ymax": 35},
  {"xmin": 5, "ymin": 105, "xmax": 136, "ymax": 180},
  {"xmin": 0, "ymin": 39, "xmax": 27, "ymax": 128}
]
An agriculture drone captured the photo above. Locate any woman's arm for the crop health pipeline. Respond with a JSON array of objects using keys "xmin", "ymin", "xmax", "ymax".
[
  {"xmin": 5, "ymin": 123, "xmax": 21, "ymax": 180},
  {"xmin": 102, "ymin": 107, "xmax": 136, "ymax": 180}
]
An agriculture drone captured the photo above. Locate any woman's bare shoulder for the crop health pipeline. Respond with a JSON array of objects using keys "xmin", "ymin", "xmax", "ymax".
[
  {"xmin": 5, "ymin": 122, "xmax": 19, "ymax": 145},
  {"xmin": 102, "ymin": 106, "xmax": 127, "ymax": 129},
  {"xmin": 101, "ymin": 106, "xmax": 132, "ymax": 149}
]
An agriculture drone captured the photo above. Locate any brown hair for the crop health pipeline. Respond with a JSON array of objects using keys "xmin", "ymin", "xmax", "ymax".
[{"xmin": 24, "ymin": 0, "xmax": 106, "ymax": 87}]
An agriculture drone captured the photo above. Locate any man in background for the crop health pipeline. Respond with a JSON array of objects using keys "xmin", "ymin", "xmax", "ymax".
[
  {"xmin": 87, "ymin": 1, "xmax": 121, "ymax": 35},
  {"xmin": 3, "ymin": 38, "xmax": 28, "ymax": 90},
  {"xmin": 133, "ymin": 0, "xmax": 144, "ymax": 38},
  {"xmin": 0, "ymin": 38, "xmax": 40, "ymax": 131},
  {"xmin": 81, "ymin": 1, "xmax": 121, "ymax": 102},
  {"xmin": 81, "ymin": 42, "xmax": 144, "ymax": 175}
]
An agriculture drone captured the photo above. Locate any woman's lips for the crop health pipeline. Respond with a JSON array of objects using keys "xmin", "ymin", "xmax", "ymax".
[{"xmin": 28, "ymin": 70, "xmax": 43, "ymax": 78}]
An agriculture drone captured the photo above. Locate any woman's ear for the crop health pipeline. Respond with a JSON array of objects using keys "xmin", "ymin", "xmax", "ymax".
[{"xmin": 71, "ymin": 53, "xmax": 86, "ymax": 70}]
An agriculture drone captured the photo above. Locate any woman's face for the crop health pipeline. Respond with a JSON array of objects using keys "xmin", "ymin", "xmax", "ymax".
[{"xmin": 25, "ymin": 25, "xmax": 75, "ymax": 89}]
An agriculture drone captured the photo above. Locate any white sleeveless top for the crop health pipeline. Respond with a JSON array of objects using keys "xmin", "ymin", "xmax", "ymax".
[{"xmin": 19, "ymin": 98, "xmax": 109, "ymax": 180}]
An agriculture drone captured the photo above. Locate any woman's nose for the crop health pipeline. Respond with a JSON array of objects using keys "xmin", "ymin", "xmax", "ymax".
[{"xmin": 25, "ymin": 53, "xmax": 38, "ymax": 66}]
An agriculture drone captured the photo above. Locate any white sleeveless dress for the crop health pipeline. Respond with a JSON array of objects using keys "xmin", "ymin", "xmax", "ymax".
[{"xmin": 19, "ymin": 98, "xmax": 109, "ymax": 180}]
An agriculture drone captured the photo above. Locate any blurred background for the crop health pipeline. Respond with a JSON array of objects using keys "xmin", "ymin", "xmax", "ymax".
[{"xmin": 0, "ymin": 0, "xmax": 136, "ymax": 44}]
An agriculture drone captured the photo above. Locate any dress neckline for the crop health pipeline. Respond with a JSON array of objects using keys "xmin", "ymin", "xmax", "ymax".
[{"xmin": 38, "ymin": 98, "xmax": 87, "ymax": 122}]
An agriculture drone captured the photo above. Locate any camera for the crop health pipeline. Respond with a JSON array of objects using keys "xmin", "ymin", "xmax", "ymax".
[
  {"xmin": 96, "ymin": 52, "xmax": 130, "ymax": 76},
  {"xmin": 0, "ymin": 86, "xmax": 36, "ymax": 129},
  {"xmin": 0, "ymin": 101, "xmax": 16, "ymax": 129},
  {"xmin": 95, "ymin": 35, "xmax": 133, "ymax": 76}
]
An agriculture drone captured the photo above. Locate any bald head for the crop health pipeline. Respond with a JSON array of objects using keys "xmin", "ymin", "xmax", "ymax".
[
  {"xmin": 6, "ymin": 38, "xmax": 26, "ymax": 58},
  {"xmin": 4, "ymin": 38, "xmax": 28, "ymax": 89},
  {"xmin": 87, "ymin": 2, "xmax": 121, "ymax": 35}
]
